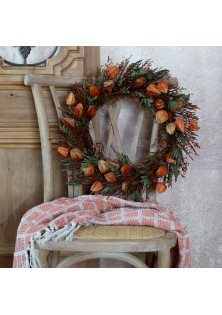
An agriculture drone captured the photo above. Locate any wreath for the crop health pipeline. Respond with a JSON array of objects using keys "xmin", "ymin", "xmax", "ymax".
[{"xmin": 57, "ymin": 58, "xmax": 199, "ymax": 201}]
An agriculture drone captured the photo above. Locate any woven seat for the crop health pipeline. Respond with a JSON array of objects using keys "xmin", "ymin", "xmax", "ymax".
[
  {"xmin": 75, "ymin": 225, "xmax": 166, "ymax": 240},
  {"xmin": 24, "ymin": 74, "xmax": 177, "ymax": 268}
]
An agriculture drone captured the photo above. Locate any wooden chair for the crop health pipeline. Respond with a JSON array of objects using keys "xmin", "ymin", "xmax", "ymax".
[{"xmin": 24, "ymin": 74, "xmax": 177, "ymax": 268}]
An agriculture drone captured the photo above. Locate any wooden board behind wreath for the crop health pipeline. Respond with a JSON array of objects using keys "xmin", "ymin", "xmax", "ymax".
[{"xmin": 0, "ymin": 46, "xmax": 100, "ymax": 267}]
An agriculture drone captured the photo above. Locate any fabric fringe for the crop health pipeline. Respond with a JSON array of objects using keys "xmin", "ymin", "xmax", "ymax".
[
  {"xmin": 28, "ymin": 223, "xmax": 83, "ymax": 267},
  {"xmin": 35, "ymin": 223, "xmax": 81, "ymax": 243},
  {"xmin": 24, "ymin": 252, "xmax": 30, "ymax": 268}
]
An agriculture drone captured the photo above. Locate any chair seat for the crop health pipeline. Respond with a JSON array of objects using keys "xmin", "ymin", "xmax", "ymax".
[
  {"xmin": 75, "ymin": 225, "xmax": 166, "ymax": 240},
  {"xmin": 35, "ymin": 226, "xmax": 177, "ymax": 253},
  {"xmin": 34, "ymin": 225, "xmax": 177, "ymax": 267}
]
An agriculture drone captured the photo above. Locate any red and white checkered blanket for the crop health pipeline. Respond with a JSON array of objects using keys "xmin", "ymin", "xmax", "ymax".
[{"xmin": 13, "ymin": 195, "xmax": 190, "ymax": 268}]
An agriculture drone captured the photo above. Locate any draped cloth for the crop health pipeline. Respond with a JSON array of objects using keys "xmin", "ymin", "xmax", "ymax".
[{"xmin": 13, "ymin": 195, "xmax": 190, "ymax": 268}]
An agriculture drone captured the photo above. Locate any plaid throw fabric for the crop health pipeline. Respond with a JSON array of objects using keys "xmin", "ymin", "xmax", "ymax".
[{"xmin": 13, "ymin": 195, "xmax": 190, "ymax": 268}]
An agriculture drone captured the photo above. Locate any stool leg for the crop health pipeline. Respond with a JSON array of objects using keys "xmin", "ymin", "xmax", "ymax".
[{"xmin": 158, "ymin": 249, "xmax": 170, "ymax": 268}]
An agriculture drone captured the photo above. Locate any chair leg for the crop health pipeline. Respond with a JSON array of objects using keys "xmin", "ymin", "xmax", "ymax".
[
  {"xmin": 157, "ymin": 249, "xmax": 170, "ymax": 268},
  {"xmin": 49, "ymin": 251, "xmax": 60, "ymax": 268},
  {"xmin": 135, "ymin": 252, "xmax": 147, "ymax": 263},
  {"xmin": 147, "ymin": 252, "xmax": 157, "ymax": 268},
  {"xmin": 32, "ymin": 249, "xmax": 49, "ymax": 267},
  {"xmin": 56, "ymin": 252, "xmax": 148, "ymax": 268}
]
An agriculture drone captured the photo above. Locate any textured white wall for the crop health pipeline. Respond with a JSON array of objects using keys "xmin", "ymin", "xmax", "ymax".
[{"xmin": 100, "ymin": 46, "xmax": 222, "ymax": 268}]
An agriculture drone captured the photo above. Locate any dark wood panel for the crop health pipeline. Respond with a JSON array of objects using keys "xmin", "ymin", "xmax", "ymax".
[{"xmin": 0, "ymin": 255, "xmax": 13, "ymax": 268}]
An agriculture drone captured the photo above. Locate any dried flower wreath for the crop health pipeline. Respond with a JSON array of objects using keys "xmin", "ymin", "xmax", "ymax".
[{"xmin": 57, "ymin": 59, "xmax": 199, "ymax": 201}]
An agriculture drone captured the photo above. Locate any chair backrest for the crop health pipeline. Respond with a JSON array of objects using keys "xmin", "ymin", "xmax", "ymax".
[{"xmin": 24, "ymin": 74, "xmax": 160, "ymax": 203}]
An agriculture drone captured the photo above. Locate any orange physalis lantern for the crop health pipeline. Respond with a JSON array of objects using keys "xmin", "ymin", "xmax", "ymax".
[
  {"xmin": 98, "ymin": 160, "xmax": 110, "ymax": 174},
  {"xmin": 106, "ymin": 66, "xmax": 119, "ymax": 79},
  {"xmin": 62, "ymin": 118, "xmax": 76, "ymax": 127},
  {"xmin": 120, "ymin": 164, "xmax": 133, "ymax": 177},
  {"xmin": 66, "ymin": 92, "xmax": 75, "ymax": 106},
  {"xmin": 156, "ymin": 165, "xmax": 168, "ymax": 177},
  {"xmin": 70, "ymin": 148, "xmax": 84, "ymax": 161},
  {"xmin": 82, "ymin": 165, "xmax": 95, "ymax": 177},
  {"xmin": 157, "ymin": 81, "xmax": 168, "ymax": 94},
  {"xmin": 104, "ymin": 172, "xmax": 117, "ymax": 183},
  {"xmin": 154, "ymin": 99, "xmax": 165, "ymax": 110},
  {"xmin": 89, "ymin": 85, "xmax": 101, "ymax": 98},
  {"xmin": 156, "ymin": 182, "xmax": 167, "ymax": 194},
  {"xmin": 165, "ymin": 152, "xmax": 176, "ymax": 165},
  {"xmin": 146, "ymin": 83, "xmax": 160, "ymax": 96},
  {"xmin": 156, "ymin": 110, "xmax": 169, "ymax": 124},
  {"xmin": 166, "ymin": 122, "xmax": 176, "ymax": 135},
  {"xmin": 188, "ymin": 119, "xmax": 199, "ymax": 131},
  {"xmin": 72, "ymin": 103, "xmax": 84, "ymax": 119},
  {"xmin": 175, "ymin": 118, "xmax": 185, "ymax": 133},
  {"xmin": 57, "ymin": 147, "xmax": 69, "ymax": 157},
  {"xmin": 86, "ymin": 105, "xmax": 97, "ymax": 119},
  {"xmin": 90, "ymin": 180, "xmax": 104, "ymax": 192},
  {"xmin": 134, "ymin": 77, "xmax": 146, "ymax": 88}
]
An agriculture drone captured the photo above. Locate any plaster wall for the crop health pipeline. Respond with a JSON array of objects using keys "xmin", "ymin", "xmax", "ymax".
[{"xmin": 100, "ymin": 46, "xmax": 222, "ymax": 268}]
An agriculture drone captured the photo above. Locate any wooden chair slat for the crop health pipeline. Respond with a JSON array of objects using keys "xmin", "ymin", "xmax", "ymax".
[
  {"xmin": 105, "ymin": 102, "xmax": 123, "ymax": 157},
  {"xmin": 130, "ymin": 107, "xmax": 145, "ymax": 163},
  {"xmin": 150, "ymin": 120, "xmax": 159, "ymax": 154},
  {"xmin": 89, "ymin": 121, "xmax": 96, "ymax": 143},
  {"xmin": 24, "ymin": 74, "xmax": 79, "ymax": 87},
  {"xmin": 146, "ymin": 120, "xmax": 160, "ymax": 201},
  {"xmin": 92, "ymin": 114, "xmax": 100, "ymax": 143},
  {"xmin": 107, "ymin": 102, "xmax": 123, "ymax": 154},
  {"xmin": 50, "ymin": 86, "xmax": 63, "ymax": 119},
  {"xmin": 31, "ymin": 84, "xmax": 54, "ymax": 202},
  {"xmin": 67, "ymin": 169, "xmax": 74, "ymax": 198}
]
